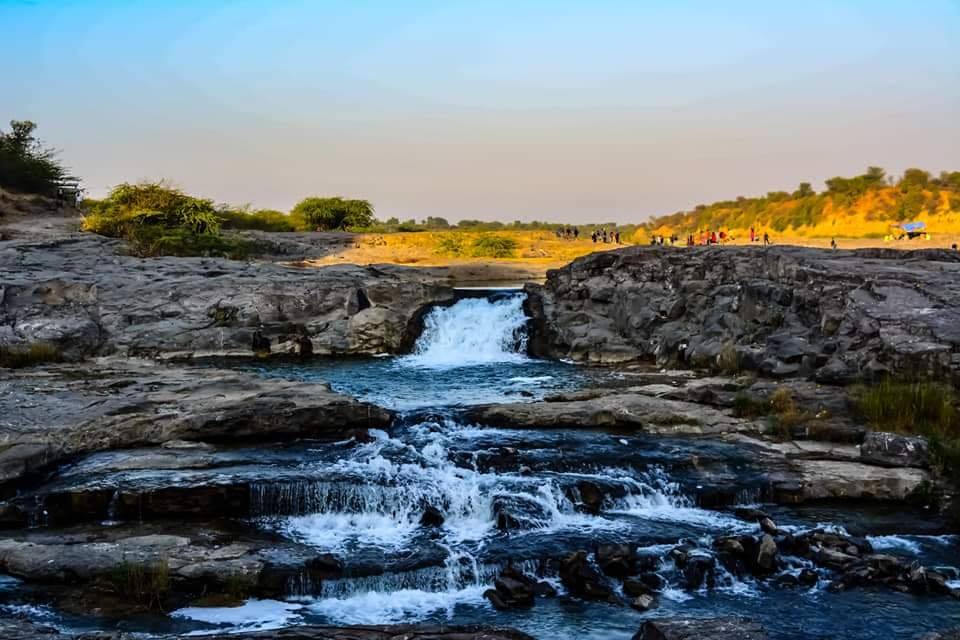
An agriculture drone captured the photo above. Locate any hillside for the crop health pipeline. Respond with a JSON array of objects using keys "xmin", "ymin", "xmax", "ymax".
[{"xmin": 645, "ymin": 168, "xmax": 960, "ymax": 240}]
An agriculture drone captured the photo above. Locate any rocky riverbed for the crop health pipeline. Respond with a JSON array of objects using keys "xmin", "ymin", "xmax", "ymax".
[{"xmin": 1, "ymin": 237, "xmax": 959, "ymax": 639}]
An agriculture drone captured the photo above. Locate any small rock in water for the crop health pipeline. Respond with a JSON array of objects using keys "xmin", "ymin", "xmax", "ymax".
[
  {"xmin": 759, "ymin": 516, "xmax": 779, "ymax": 536},
  {"xmin": 420, "ymin": 505, "xmax": 445, "ymax": 528},
  {"xmin": 630, "ymin": 593, "xmax": 657, "ymax": 611},
  {"xmin": 596, "ymin": 543, "xmax": 636, "ymax": 578},
  {"xmin": 623, "ymin": 577, "xmax": 654, "ymax": 598},
  {"xmin": 560, "ymin": 550, "xmax": 617, "ymax": 602},
  {"xmin": 798, "ymin": 568, "xmax": 819, "ymax": 587}
]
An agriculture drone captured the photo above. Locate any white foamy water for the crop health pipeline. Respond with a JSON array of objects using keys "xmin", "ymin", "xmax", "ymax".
[
  {"xmin": 867, "ymin": 535, "xmax": 923, "ymax": 555},
  {"xmin": 307, "ymin": 585, "xmax": 489, "ymax": 625},
  {"xmin": 401, "ymin": 295, "xmax": 529, "ymax": 368},
  {"xmin": 172, "ymin": 599, "xmax": 304, "ymax": 633}
]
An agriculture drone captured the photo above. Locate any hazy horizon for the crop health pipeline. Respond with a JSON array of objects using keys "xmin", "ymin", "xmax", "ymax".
[{"xmin": 3, "ymin": 0, "xmax": 959, "ymax": 223}]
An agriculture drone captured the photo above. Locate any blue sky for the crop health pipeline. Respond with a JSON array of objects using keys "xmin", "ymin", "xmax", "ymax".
[{"xmin": 2, "ymin": 0, "xmax": 959, "ymax": 222}]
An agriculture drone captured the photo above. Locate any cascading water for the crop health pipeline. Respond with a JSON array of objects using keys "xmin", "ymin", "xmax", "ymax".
[
  {"xmin": 163, "ymin": 290, "xmax": 960, "ymax": 638},
  {"xmin": 402, "ymin": 294, "xmax": 529, "ymax": 368}
]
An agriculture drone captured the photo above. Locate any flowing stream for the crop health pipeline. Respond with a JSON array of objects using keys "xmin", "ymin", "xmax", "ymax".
[{"xmin": 5, "ymin": 292, "xmax": 959, "ymax": 638}]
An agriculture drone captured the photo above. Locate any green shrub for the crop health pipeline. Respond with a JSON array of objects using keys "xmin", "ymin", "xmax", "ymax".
[
  {"xmin": 81, "ymin": 181, "xmax": 259, "ymax": 258},
  {"xmin": 435, "ymin": 234, "xmax": 465, "ymax": 256},
  {"xmin": 219, "ymin": 207, "xmax": 295, "ymax": 232},
  {"xmin": 471, "ymin": 234, "xmax": 517, "ymax": 258},
  {"xmin": 290, "ymin": 197, "xmax": 375, "ymax": 230},
  {"xmin": 0, "ymin": 120, "xmax": 67, "ymax": 196},
  {"xmin": 0, "ymin": 343, "xmax": 63, "ymax": 368}
]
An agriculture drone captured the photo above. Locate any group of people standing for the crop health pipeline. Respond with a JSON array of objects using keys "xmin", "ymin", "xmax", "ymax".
[
  {"xmin": 591, "ymin": 228, "xmax": 620, "ymax": 244},
  {"xmin": 553, "ymin": 226, "xmax": 622, "ymax": 244}
]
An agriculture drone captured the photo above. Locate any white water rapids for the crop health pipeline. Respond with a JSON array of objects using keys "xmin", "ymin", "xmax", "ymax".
[{"xmin": 401, "ymin": 294, "xmax": 530, "ymax": 368}]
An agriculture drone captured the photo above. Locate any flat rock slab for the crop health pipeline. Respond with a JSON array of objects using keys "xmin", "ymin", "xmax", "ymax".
[
  {"xmin": 0, "ymin": 618, "xmax": 534, "ymax": 640},
  {"xmin": 0, "ymin": 359, "xmax": 391, "ymax": 487},
  {"xmin": 635, "ymin": 617, "xmax": 768, "ymax": 640},
  {"xmin": 467, "ymin": 387, "xmax": 755, "ymax": 435}
]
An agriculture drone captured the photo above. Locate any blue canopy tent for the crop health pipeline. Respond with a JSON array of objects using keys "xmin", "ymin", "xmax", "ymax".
[{"xmin": 894, "ymin": 221, "xmax": 927, "ymax": 239}]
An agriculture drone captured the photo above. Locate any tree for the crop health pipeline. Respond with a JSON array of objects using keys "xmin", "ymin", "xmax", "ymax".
[
  {"xmin": 424, "ymin": 216, "xmax": 450, "ymax": 228},
  {"xmin": 937, "ymin": 171, "xmax": 960, "ymax": 190},
  {"xmin": 290, "ymin": 197, "xmax": 375, "ymax": 231},
  {"xmin": 864, "ymin": 166, "xmax": 886, "ymax": 185},
  {"xmin": 794, "ymin": 182, "xmax": 815, "ymax": 198},
  {"xmin": 899, "ymin": 168, "xmax": 930, "ymax": 189},
  {"xmin": 0, "ymin": 120, "xmax": 67, "ymax": 196}
]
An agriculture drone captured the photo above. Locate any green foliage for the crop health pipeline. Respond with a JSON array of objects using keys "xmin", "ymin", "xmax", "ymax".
[
  {"xmin": 0, "ymin": 343, "xmax": 64, "ymax": 368},
  {"xmin": 899, "ymin": 168, "xmax": 931, "ymax": 189},
  {"xmin": 435, "ymin": 234, "xmax": 465, "ymax": 256},
  {"xmin": 855, "ymin": 379, "xmax": 955, "ymax": 436},
  {"xmin": 81, "ymin": 181, "xmax": 259, "ymax": 257},
  {"xmin": 219, "ymin": 207, "xmax": 295, "ymax": 232},
  {"xmin": 0, "ymin": 120, "xmax": 68, "ymax": 196},
  {"xmin": 470, "ymin": 234, "xmax": 518, "ymax": 258},
  {"xmin": 794, "ymin": 182, "xmax": 815, "ymax": 198},
  {"xmin": 423, "ymin": 216, "xmax": 450, "ymax": 228},
  {"xmin": 290, "ymin": 197, "xmax": 375, "ymax": 231}
]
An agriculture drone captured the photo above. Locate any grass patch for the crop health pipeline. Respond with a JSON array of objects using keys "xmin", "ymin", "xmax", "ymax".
[
  {"xmin": 0, "ymin": 342, "xmax": 63, "ymax": 368},
  {"xmin": 732, "ymin": 388, "xmax": 812, "ymax": 440},
  {"xmin": 109, "ymin": 560, "xmax": 170, "ymax": 611},
  {"xmin": 854, "ymin": 378, "xmax": 960, "ymax": 479},
  {"xmin": 732, "ymin": 392, "xmax": 770, "ymax": 418},
  {"xmin": 716, "ymin": 342, "xmax": 740, "ymax": 374}
]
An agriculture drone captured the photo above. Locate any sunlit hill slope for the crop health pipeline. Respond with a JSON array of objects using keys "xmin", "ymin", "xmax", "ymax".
[{"xmin": 644, "ymin": 168, "xmax": 960, "ymax": 239}]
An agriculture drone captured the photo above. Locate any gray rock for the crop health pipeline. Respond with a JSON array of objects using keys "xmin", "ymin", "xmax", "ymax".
[
  {"xmin": 634, "ymin": 616, "xmax": 768, "ymax": 640},
  {"xmin": 526, "ymin": 245, "xmax": 960, "ymax": 381},
  {"xmin": 0, "ymin": 360, "xmax": 391, "ymax": 488},
  {"xmin": 0, "ymin": 235, "xmax": 454, "ymax": 358},
  {"xmin": 860, "ymin": 431, "xmax": 931, "ymax": 469}
]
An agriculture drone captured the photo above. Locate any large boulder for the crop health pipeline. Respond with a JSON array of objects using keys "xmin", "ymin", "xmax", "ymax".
[
  {"xmin": 559, "ymin": 551, "xmax": 617, "ymax": 602},
  {"xmin": 0, "ymin": 235, "xmax": 455, "ymax": 358},
  {"xmin": 634, "ymin": 616, "xmax": 768, "ymax": 640},
  {"xmin": 526, "ymin": 245, "xmax": 960, "ymax": 381},
  {"xmin": 860, "ymin": 432, "xmax": 931, "ymax": 469}
]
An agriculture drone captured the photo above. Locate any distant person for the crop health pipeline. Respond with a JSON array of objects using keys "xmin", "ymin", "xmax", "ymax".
[
  {"xmin": 952, "ymin": 243, "xmax": 958, "ymax": 251},
  {"xmin": 763, "ymin": 232, "xmax": 770, "ymax": 246},
  {"xmin": 750, "ymin": 227, "xmax": 755, "ymax": 243},
  {"xmin": 831, "ymin": 238, "xmax": 837, "ymax": 250},
  {"xmin": 615, "ymin": 231, "xmax": 620, "ymax": 244},
  {"xmin": 573, "ymin": 227, "xmax": 579, "ymax": 240}
]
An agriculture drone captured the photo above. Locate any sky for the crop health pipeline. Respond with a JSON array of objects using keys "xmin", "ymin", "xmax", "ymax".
[{"xmin": 2, "ymin": 0, "xmax": 959, "ymax": 223}]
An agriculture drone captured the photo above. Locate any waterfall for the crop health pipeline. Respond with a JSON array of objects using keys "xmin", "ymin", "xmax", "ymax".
[{"xmin": 401, "ymin": 294, "xmax": 529, "ymax": 368}]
